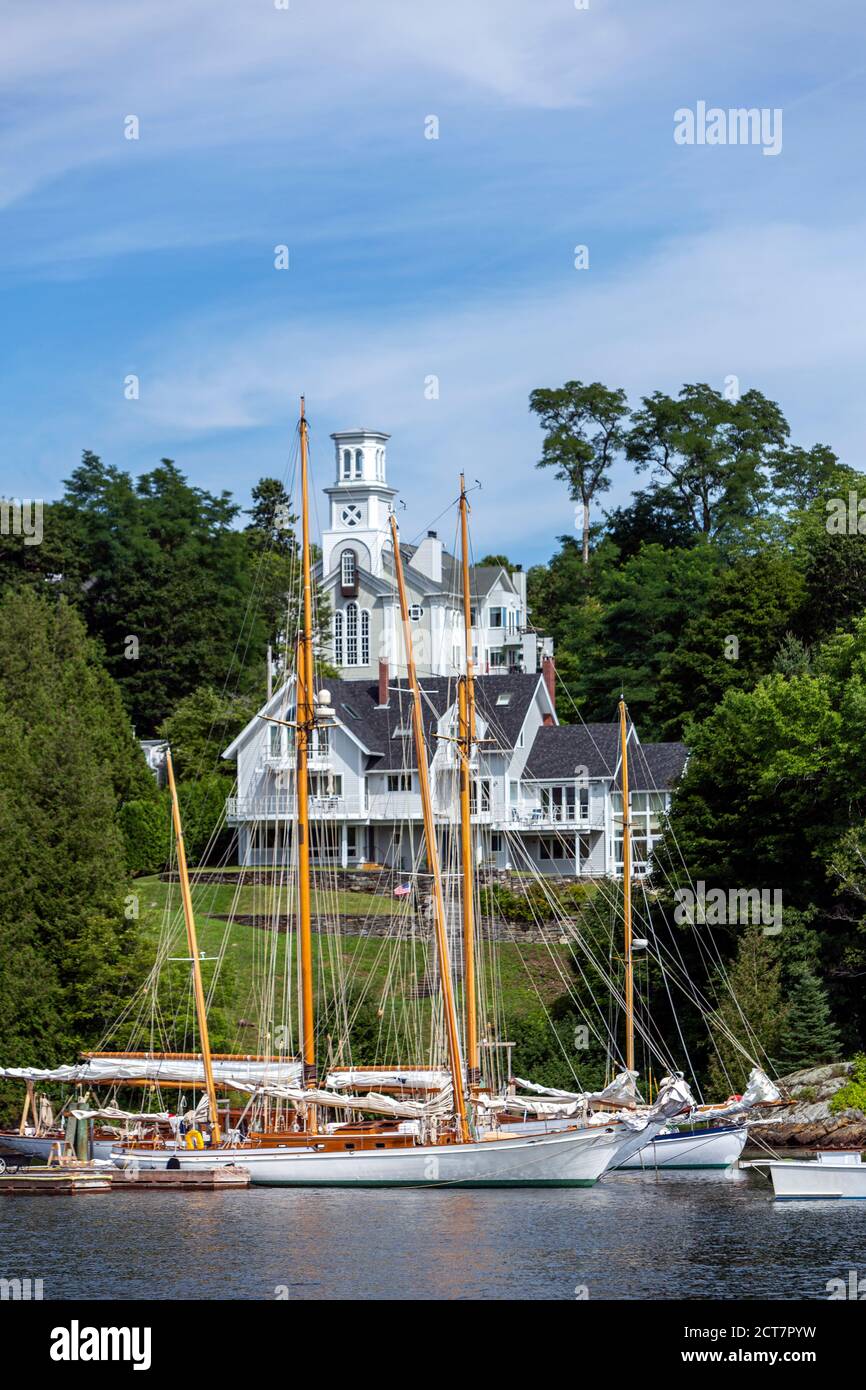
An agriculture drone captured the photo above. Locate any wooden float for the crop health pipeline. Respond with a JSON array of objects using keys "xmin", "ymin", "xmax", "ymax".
[
  {"xmin": 111, "ymin": 1164, "xmax": 251, "ymax": 1189},
  {"xmin": 0, "ymin": 1170, "xmax": 112, "ymax": 1195}
]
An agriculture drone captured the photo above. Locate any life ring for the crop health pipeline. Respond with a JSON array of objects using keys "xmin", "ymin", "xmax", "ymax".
[{"xmin": 185, "ymin": 1129, "xmax": 205, "ymax": 1150}]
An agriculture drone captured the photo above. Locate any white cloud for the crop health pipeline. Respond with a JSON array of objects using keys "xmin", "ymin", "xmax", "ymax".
[
  {"xmin": 0, "ymin": 0, "xmax": 821, "ymax": 209},
  {"xmin": 99, "ymin": 215, "xmax": 866, "ymax": 559}
]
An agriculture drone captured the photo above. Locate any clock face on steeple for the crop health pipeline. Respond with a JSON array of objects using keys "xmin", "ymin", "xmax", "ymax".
[{"xmin": 340, "ymin": 502, "xmax": 364, "ymax": 528}]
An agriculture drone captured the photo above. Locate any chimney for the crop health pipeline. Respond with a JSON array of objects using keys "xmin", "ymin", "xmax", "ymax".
[
  {"xmin": 378, "ymin": 658, "xmax": 389, "ymax": 707},
  {"xmin": 408, "ymin": 532, "xmax": 443, "ymax": 585},
  {"xmin": 542, "ymin": 655, "xmax": 556, "ymax": 714}
]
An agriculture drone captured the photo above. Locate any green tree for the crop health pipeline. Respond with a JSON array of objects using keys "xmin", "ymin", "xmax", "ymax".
[
  {"xmin": 707, "ymin": 926, "xmax": 785, "ymax": 1097},
  {"xmin": 530, "ymin": 381, "xmax": 629, "ymax": 564},
  {"xmin": 626, "ymin": 384, "xmax": 789, "ymax": 540},
  {"xmin": 656, "ymin": 549, "xmax": 805, "ymax": 735},
  {"xmin": 778, "ymin": 966, "xmax": 840, "ymax": 1072},
  {"xmin": 159, "ymin": 684, "xmax": 259, "ymax": 782},
  {"xmin": 0, "ymin": 589, "xmax": 146, "ymax": 1073}
]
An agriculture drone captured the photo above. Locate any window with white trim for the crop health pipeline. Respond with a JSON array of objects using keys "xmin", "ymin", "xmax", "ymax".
[
  {"xmin": 360, "ymin": 609, "xmax": 370, "ymax": 665},
  {"xmin": 353, "ymin": 448, "xmax": 363, "ymax": 478},
  {"xmin": 346, "ymin": 602, "xmax": 358, "ymax": 665},
  {"xmin": 387, "ymin": 773, "xmax": 412, "ymax": 792},
  {"xmin": 341, "ymin": 449, "xmax": 352, "ymax": 479},
  {"xmin": 341, "ymin": 550, "xmax": 357, "ymax": 587},
  {"xmin": 333, "ymin": 610, "xmax": 344, "ymax": 665}
]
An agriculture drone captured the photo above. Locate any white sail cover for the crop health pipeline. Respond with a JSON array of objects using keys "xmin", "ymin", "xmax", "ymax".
[
  {"xmin": 0, "ymin": 1057, "xmax": 303, "ymax": 1087},
  {"xmin": 617, "ymin": 1073, "xmax": 696, "ymax": 1130},
  {"xmin": 510, "ymin": 1070, "xmax": 640, "ymax": 1110},
  {"xmin": 694, "ymin": 1067, "xmax": 781, "ymax": 1122},
  {"xmin": 324, "ymin": 1069, "xmax": 452, "ymax": 1093},
  {"xmin": 231, "ymin": 1084, "xmax": 455, "ymax": 1120}
]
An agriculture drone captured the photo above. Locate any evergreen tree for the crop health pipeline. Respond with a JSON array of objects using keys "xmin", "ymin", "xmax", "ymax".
[
  {"xmin": 0, "ymin": 589, "xmax": 146, "ymax": 1078},
  {"xmin": 778, "ymin": 966, "xmax": 840, "ymax": 1071},
  {"xmin": 707, "ymin": 925, "xmax": 785, "ymax": 1097}
]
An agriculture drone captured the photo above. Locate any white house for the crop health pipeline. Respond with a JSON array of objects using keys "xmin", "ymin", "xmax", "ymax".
[
  {"xmin": 318, "ymin": 428, "xmax": 551, "ymax": 682},
  {"xmin": 222, "ymin": 665, "xmax": 687, "ymax": 879}
]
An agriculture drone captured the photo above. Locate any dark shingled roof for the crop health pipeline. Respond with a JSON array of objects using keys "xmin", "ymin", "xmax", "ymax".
[
  {"xmin": 629, "ymin": 741, "xmax": 688, "ymax": 789},
  {"xmin": 331, "ymin": 672, "xmax": 543, "ymax": 766},
  {"xmin": 524, "ymin": 723, "xmax": 687, "ymax": 789}
]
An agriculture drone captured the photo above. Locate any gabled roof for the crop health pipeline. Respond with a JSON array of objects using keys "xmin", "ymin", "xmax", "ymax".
[
  {"xmin": 629, "ymin": 741, "xmax": 689, "ymax": 789},
  {"xmin": 524, "ymin": 723, "xmax": 687, "ymax": 790},
  {"xmin": 328, "ymin": 672, "xmax": 546, "ymax": 763},
  {"xmin": 222, "ymin": 672, "xmax": 549, "ymax": 765}
]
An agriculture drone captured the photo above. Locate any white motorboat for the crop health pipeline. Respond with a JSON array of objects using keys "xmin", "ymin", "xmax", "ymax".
[{"xmin": 753, "ymin": 1150, "xmax": 866, "ymax": 1199}]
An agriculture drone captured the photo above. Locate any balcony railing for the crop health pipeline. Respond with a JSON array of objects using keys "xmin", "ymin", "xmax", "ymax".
[
  {"xmin": 502, "ymin": 802, "xmax": 605, "ymax": 831},
  {"xmin": 227, "ymin": 795, "xmax": 363, "ymax": 821},
  {"xmin": 227, "ymin": 795, "xmax": 606, "ymax": 831}
]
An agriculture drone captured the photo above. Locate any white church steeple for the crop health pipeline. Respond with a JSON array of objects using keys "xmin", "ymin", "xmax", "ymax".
[{"xmin": 322, "ymin": 428, "xmax": 396, "ymax": 579}]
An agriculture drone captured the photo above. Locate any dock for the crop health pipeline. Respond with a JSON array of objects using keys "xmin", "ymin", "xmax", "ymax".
[
  {"xmin": 111, "ymin": 1165, "xmax": 251, "ymax": 1189},
  {"xmin": 0, "ymin": 1161, "xmax": 250, "ymax": 1193},
  {"xmin": 0, "ymin": 1170, "xmax": 112, "ymax": 1195}
]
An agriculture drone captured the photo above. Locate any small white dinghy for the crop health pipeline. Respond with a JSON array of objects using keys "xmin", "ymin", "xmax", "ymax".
[{"xmin": 755, "ymin": 1150, "xmax": 866, "ymax": 1200}]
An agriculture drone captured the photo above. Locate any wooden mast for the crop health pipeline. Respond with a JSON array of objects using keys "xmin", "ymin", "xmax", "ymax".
[
  {"xmin": 166, "ymin": 746, "xmax": 221, "ymax": 1143},
  {"xmin": 389, "ymin": 512, "xmax": 470, "ymax": 1143},
  {"xmin": 458, "ymin": 476, "xmax": 480, "ymax": 1088},
  {"xmin": 618, "ymin": 698, "xmax": 635, "ymax": 1074},
  {"xmin": 296, "ymin": 396, "xmax": 318, "ymax": 1130}
]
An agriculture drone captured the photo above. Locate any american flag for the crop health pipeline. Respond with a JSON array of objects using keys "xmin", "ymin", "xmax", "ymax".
[{"xmin": 393, "ymin": 883, "xmax": 412, "ymax": 898}]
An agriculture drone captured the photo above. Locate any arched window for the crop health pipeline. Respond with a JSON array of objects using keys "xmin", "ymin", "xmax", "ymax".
[
  {"xmin": 342, "ymin": 449, "xmax": 352, "ymax": 479},
  {"xmin": 361, "ymin": 609, "xmax": 370, "ymax": 665},
  {"xmin": 346, "ymin": 602, "xmax": 358, "ymax": 665},
  {"xmin": 333, "ymin": 610, "xmax": 344, "ymax": 665},
  {"xmin": 341, "ymin": 550, "xmax": 357, "ymax": 588},
  {"xmin": 353, "ymin": 448, "xmax": 363, "ymax": 478}
]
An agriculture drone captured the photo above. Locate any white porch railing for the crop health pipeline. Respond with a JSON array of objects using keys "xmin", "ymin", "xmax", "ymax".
[{"xmin": 227, "ymin": 795, "xmax": 364, "ymax": 821}]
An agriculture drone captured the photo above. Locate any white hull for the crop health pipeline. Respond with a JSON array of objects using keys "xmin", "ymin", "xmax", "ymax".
[
  {"xmin": 114, "ymin": 1123, "xmax": 628, "ymax": 1186},
  {"xmin": 0, "ymin": 1134, "xmax": 117, "ymax": 1161},
  {"xmin": 759, "ymin": 1156, "xmax": 866, "ymax": 1200},
  {"xmin": 612, "ymin": 1124, "xmax": 747, "ymax": 1170}
]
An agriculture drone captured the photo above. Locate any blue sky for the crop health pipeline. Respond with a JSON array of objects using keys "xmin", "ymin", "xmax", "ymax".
[{"xmin": 2, "ymin": 0, "xmax": 865, "ymax": 562}]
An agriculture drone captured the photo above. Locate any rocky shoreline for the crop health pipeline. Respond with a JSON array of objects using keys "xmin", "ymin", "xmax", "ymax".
[{"xmin": 748, "ymin": 1062, "xmax": 866, "ymax": 1149}]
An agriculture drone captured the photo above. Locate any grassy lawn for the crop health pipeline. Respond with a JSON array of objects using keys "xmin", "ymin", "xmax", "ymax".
[{"xmin": 132, "ymin": 874, "xmax": 571, "ymax": 1047}]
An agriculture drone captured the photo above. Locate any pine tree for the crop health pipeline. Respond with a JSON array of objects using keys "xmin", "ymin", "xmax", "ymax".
[
  {"xmin": 778, "ymin": 966, "xmax": 840, "ymax": 1071},
  {"xmin": 707, "ymin": 925, "xmax": 785, "ymax": 1097},
  {"xmin": 0, "ymin": 589, "xmax": 146, "ymax": 1085}
]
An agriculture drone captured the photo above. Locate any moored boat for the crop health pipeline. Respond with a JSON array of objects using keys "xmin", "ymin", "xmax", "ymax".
[{"xmin": 752, "ymin": 1150, "xmax": 866, "ymax": 1199}]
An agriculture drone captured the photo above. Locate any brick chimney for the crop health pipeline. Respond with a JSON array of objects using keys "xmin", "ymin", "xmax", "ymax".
[
  {"xmin": 378, "ymin": 658, "xmax": 389, "ymax": 707},
  {"xmin": 542, "ymin": 655, "xmax": 556, "ymax": 714}
]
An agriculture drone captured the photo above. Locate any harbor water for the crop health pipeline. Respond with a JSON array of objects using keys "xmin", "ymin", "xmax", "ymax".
[{"xmin": 1, "ymin": 1167, "xmax": 863, "ymax": 1300}]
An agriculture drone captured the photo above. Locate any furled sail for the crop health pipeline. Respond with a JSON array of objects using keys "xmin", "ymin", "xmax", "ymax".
[{"xmin": 0, "ymin": 1057, "xmax": 302, "ymax": 1087}]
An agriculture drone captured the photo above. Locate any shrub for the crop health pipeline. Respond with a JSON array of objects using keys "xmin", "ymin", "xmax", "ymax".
[{"xmin": 829, "ymin": 1054, "xmax": 866, "ymax": 1116}]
